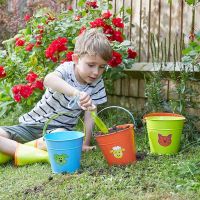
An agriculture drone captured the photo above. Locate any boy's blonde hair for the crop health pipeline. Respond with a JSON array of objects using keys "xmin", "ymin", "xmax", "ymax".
[{"xmin": 74, "ymin": 29, "xmax": 113, "ymax": 62}]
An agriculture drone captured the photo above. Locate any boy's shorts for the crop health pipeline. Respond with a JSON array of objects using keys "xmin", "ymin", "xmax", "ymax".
[{"xmin": 1, "ymin": 124, "xmax": 67, "ymax": 143}]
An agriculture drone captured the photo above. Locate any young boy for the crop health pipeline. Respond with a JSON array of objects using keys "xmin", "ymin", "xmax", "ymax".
[{"xmin": 0, "ymin": 28, "xmax": 113, "ymax": 165}]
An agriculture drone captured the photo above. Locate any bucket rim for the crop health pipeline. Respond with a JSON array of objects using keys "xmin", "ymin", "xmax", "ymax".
[
  {"xmin": 145, "ymin": 116, "xmax": 185, "ymax": 121},
  {"xmin": 143, "ymin": 112, "xmax": 185, "ymax": 121},
  {"xmin": 44, "ymin": 131, "xmax": 84, "ymax": 142},
  {"xmin": 95, "ymin": 123, "xmax": 133, "ymax": 138}
]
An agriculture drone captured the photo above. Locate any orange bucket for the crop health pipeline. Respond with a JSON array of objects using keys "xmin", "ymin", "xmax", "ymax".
[{"xmin": 95, "ymin": 124, "xmax": 136, "ymax": 165}]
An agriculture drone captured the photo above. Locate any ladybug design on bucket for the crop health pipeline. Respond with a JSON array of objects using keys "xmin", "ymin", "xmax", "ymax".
[{"xmin": 158, "ymin": 134, "xmax": 172, "ymax": 147}]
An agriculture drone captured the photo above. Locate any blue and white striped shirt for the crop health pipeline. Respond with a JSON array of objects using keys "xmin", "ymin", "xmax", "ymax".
[{"xmin": 19, "ymin": 62, "xmax": 107, "ymax": 130}]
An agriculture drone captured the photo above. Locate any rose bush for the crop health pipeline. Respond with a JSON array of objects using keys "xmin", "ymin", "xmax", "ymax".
[
  {"xmin": 182, "ymin": 32, "xmax": 200, "ymax": 68},
  {"xmin": 182, "ymin": 0, "xmax": 200, "ymax": 67},
  {"xmin": 0, "ymin": 0, "xmax": 137, "ymax": 115}
]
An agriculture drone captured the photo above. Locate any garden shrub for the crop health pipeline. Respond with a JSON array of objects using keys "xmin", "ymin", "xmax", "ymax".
[
  {"xmin": 145, "ymin": 30, "xmax": 200, "ymax": 144},
  {"xmin": 0, "ymin": 0, "xmax": 137, "ymax": 116}
]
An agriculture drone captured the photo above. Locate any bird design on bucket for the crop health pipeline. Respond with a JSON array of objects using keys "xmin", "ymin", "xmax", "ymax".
[
  {"xmin": 54, "ymin": 154, "xmax": 68, "ymax": 165},
  {"xmin": 110, "ymin": 146, "xmax": 125, "ymax": 158},
  {"xmin": 158, "ymin": 134, "xmax": 172, "ymax": 147}
]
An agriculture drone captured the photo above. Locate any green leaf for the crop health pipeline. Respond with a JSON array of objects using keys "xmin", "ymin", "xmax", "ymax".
[
  {"xmin": 119, "ymin": 6, "xmax": 124, "ymax": 15},
  {"xmin": 126, "ymin": 8, "xmax": 132, "ymax": 15},
  {"xmin": 25, "ymin": 27, "xmax": 31, "ymax": 35},
  {"xmin": 90, "ymin": 111, "xmax": 109, "ymax": 134},
  {"xmin": 29, "ymin": 38, "xmax": 36, "ymax": 43},
  {"xmin": 27, "ymin": 98, "xmax": 32, "ymax": 106},
  {"xmin": 0, "ymin": 101, "xmax": 14, "ymax": 108},
  {"xmin": 108, "ymin": 3, "xmax": 113, "ymax": 10},
  {"xmin": 182, "ymin": 47, "xmax": 193, "ymax": 55},
  {"xmin": 185, "ymin": 0, "xmax": 196, "ymax": 5},
  {"xmin": 0, "ymin": 106, "xmax": 7, "ymax": 117},
  {"xmin": 78, "ymin": 0, "xmax": 86, "ymax": 7},
  {"xmin": 123, "ymin": 15, "xmax": 129, "ymax": 23}
]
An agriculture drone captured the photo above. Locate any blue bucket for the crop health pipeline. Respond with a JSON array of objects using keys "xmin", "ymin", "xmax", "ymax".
[{"xmin": 44, "ymin": 131, "xmax": 84, "ymax": 174}]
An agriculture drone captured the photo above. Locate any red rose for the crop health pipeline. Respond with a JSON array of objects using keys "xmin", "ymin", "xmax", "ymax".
[
  {"xmin": 12, "ymin": 84, "xmax": 22, "ymax": 94},
  {"xmin": 103, "ymin": 25, "xmax": 114, "ymax": 35},
  {"xmin": 0, "ymin": 66, "xmax": 6, "ymax": 78},
  {"xmin": 79, "ymin": 26, "xmax": 86, "ymax": 35},
  {"xmin": 67, "ymin": 5, "xmax": 73, "ymax": 11},
  {"xmin": 108, "ymin": 51, "xmax": 122, "ymax": 67},
  {"xmin": 45, "ymin": 37, "xmax": 68, "ymax": 62},
  {"xmin": 39, "ymin": 29, "xmax": 44, "ymax": 34},
  {"xmin": 26, "ymin": 72, "xmax": 38, "ymax": 83},
  {"xmin": 15, "ymin": 38, "xmax": 25, "ymax": 46},
  {"xmin": 12, "ymin": 84, "xmax": 33, "ymax": 99},
  {"xmin": 20, "ymin": 85, "xmax": 33, "ymax": 98},
  {"xmin": 31, "ymin": 80, "xmax": 44, "ymax": 91},
  {"xmin": 86, "ymin": 1, "xmax": 98, "ymax": 8},
  {"xmin": 112, "ymin": 18, "xmax": 124, "ymax": 28},
  {"xmin": 25, "ymin": 43, "xmax": 34, "ymax": 52},
  {"xmin": 37, "ymin": 25, "xmax": 44, "ymax": 29},
  {"xmin": 102, "ymin": 11, "xmax": 112, "ymax": 19},
  {"xmin": 35, "ymin": 41, "xmax": 42, "ymax": 47},
  {"xmin": 66, "ymin": 51, "xmax": 74, "ymax": 61},
  {"xmin": 113, "ymin": 30, "xmax": 124, "ymax": 43},
  {"xmin": 12, "ymin": 84, "xmax": 23, "ymax": 102},
  {"xmin": 90, "ymin": 18, "xmax": 105, "ymax": 28},
  {"xmin": 127, "ymin": 48, "xmax": 137, "ymax": 59},
  {"xmin": 24, "ymin": 14, "xmax": 31, "ymax": 22},
  {"xmin": 14, "ymin": 94, "xmax": 21, "ymax": 102},
  {"xmin": 107, "ymin": 35, "xmax": 115, "ymax": 41}
]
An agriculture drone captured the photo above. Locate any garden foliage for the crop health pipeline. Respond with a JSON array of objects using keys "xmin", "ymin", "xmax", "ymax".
[
  {"xmin": 0, "ymin": 0, "xmax": 137, "ymax": 116},
  {"xmin": 145, "ymin": 25, "xmax": 200, "ymax": 144}
]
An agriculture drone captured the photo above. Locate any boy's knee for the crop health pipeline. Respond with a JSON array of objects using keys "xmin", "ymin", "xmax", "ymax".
[{"xmin": 0, "ymin": 128, "xmax": 11, "ymax": 138}]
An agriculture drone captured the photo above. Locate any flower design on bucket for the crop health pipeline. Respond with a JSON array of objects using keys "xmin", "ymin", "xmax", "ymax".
[
  {"xmin": 158, "ymin": 134, "xmax": 172, "ymax": 147},
  {"xmin": 110, "ymin": 146, "xmax": 125, "ymax": 158},
  {"xmin": 54, "ymin": 154, "xmax": 68, "ymax": 165}
]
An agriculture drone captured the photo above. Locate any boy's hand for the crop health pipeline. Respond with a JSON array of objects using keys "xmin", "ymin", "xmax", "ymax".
[
  {"xmin": 78, "ymin": 92, "xmax": 96, "ymax": 111},
  {"xmin": 82, "ymin": 144, "xmax": 96, "ymax": 152}
]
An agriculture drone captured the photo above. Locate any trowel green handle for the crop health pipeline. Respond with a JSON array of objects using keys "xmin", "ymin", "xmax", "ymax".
[{"xmin": 90, "ymin": 111, "xmax": 109, "ymax": 134}]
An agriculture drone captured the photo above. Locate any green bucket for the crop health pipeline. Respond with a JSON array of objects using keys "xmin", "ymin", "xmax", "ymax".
[{"xmin": 144, "ymin": 113, "xmax": 185, "ymax": 155}]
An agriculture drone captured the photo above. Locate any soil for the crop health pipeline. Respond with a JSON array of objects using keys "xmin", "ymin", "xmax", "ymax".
[
  {"xmin": 95, "ymin": 125, "xmax": 130, "ymax": 136},
  {"xmin": 136, "ymin": 152, "xmax": 147, "ymax": 161}
]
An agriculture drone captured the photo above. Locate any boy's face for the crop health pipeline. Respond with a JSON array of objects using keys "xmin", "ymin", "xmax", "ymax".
[{"xmin": 73, "ymin": 54, "xmax": 107, "ymax": 84}]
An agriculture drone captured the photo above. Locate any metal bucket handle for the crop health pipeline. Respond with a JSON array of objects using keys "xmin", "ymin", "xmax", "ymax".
[
  {"xmin": 42, "ymin": 112, "xmax": 85, "ymax": 136},
  {"xmin": 97, "ymin": 106, "xmax": 136, "ymax": 129}
]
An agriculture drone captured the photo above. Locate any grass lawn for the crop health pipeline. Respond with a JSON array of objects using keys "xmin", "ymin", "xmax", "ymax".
[{"xmin": 0, "ymin": 111, "xmax": 200, "ymax": 200}]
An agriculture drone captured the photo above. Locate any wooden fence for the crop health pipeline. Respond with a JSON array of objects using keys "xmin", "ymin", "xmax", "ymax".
[
  {"xmin": 6, "ymin": 0, "xmax": 200, "ymax": 62},
  {"xmin": 71, "ymin": 0, "xmax": 200, "ymax": 62}
]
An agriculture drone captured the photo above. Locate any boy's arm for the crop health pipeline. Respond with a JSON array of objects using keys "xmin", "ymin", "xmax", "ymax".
[
  {"xmin": 43, "ymin": 72, "xmax": 80, "ymax": 97},
  {"xmin": 83, "ymin": 108, "xmax": 97, "ymax": 151},
  {"xmin": 44, "ymin": 72, "xmax": 95, "ymax": 109}
]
